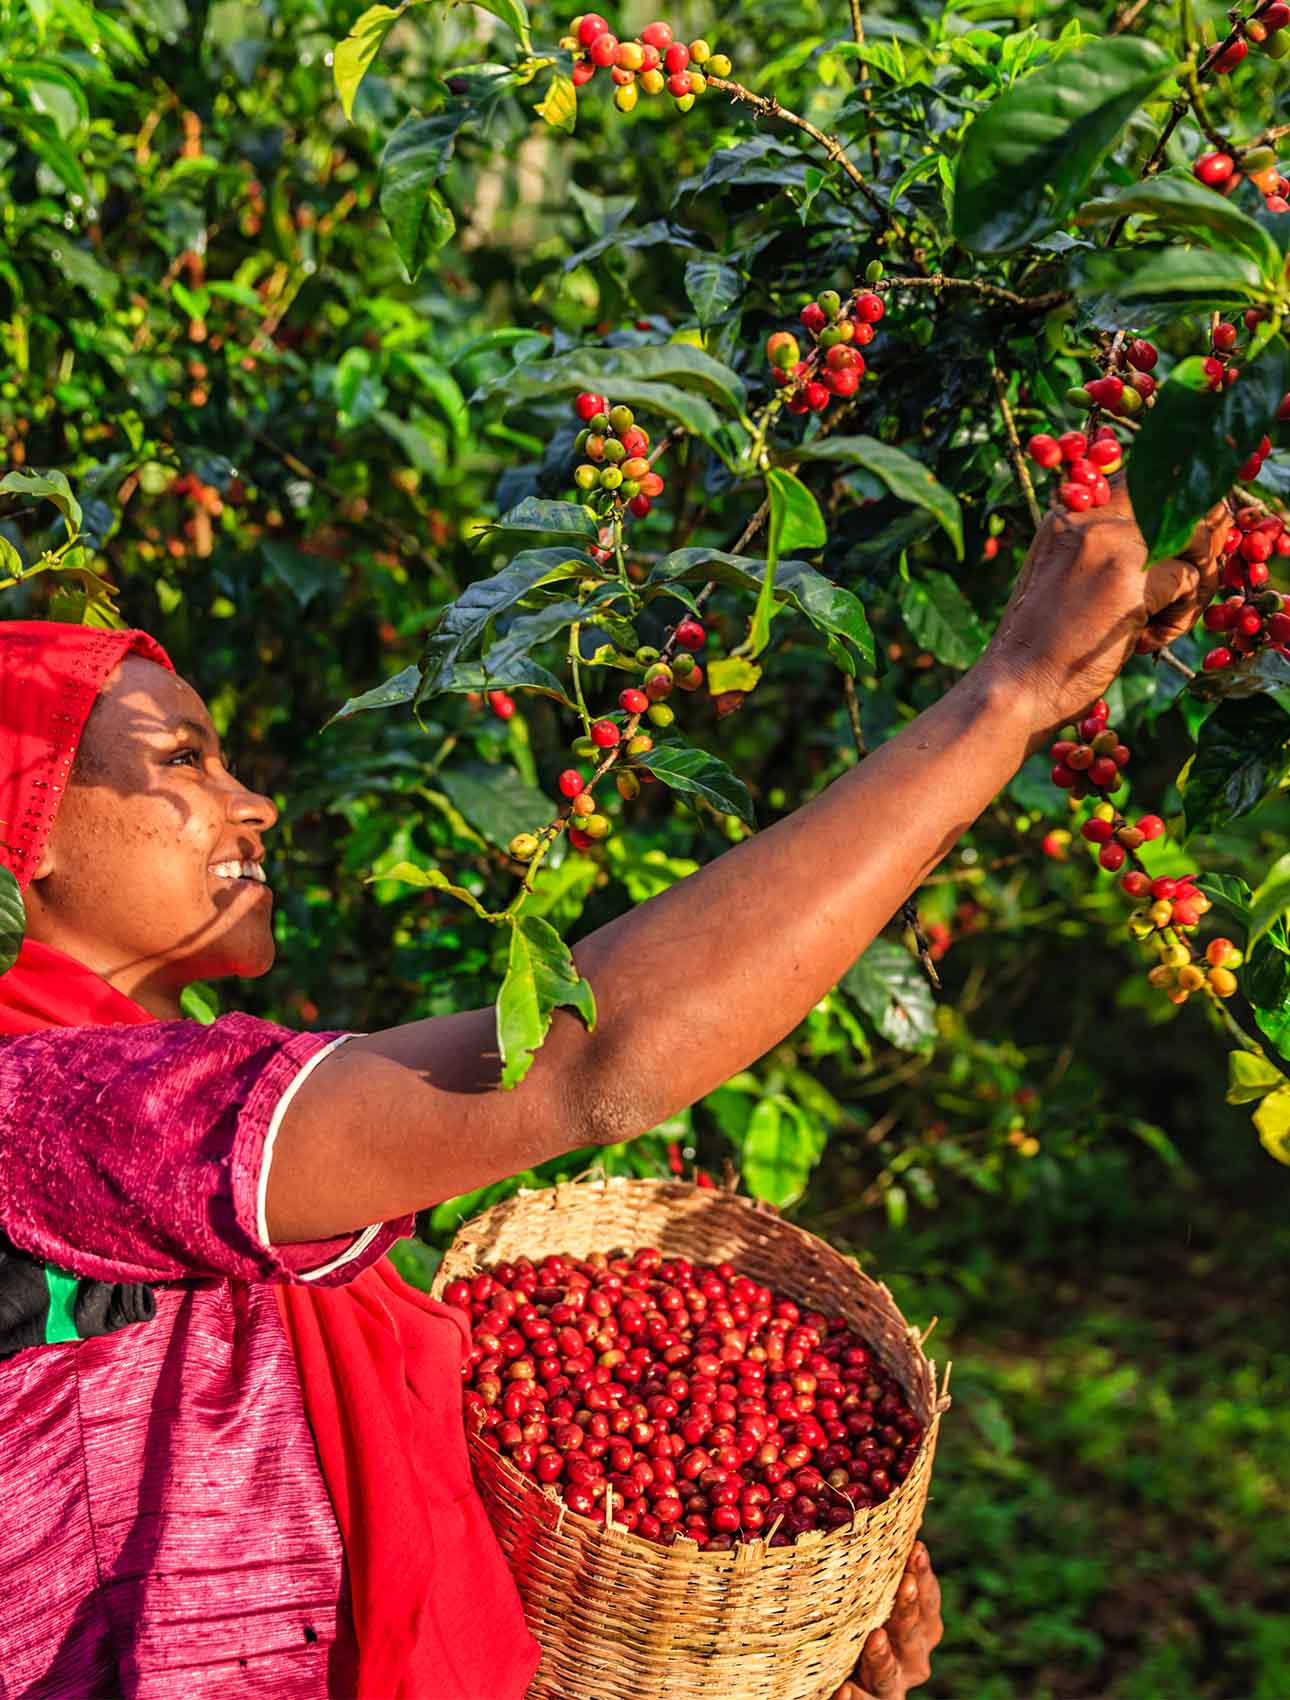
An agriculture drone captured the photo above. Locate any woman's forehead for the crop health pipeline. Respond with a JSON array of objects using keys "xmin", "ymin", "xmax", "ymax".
[{"xmin": 103, "ymin": 655, "xmax": 210, "ymax": 735}]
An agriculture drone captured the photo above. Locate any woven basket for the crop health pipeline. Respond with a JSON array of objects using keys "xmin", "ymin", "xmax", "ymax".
[{"xmin": 433, "ymin": 1174, "xmax": 951, "ymax": 1700}]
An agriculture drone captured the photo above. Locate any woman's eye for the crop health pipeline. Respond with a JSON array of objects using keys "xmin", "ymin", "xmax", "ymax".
[{"xmin": 168, "ymin": 748, "xmax": 201, "ymax": 767}]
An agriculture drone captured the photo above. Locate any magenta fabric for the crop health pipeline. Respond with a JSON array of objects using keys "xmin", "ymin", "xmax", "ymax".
[{"xmin": 0, "ymin": 1015, "xmax": 411, "ymax": 1696}]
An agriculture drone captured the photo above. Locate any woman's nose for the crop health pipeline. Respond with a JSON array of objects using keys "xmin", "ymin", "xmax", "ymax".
[{"xmin": 227, "ymin": 779, "xmax": 279, "ymax": 832}]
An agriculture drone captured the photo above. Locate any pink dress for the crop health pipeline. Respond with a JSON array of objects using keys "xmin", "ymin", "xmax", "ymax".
[{"xmin": 0, "ymin": 1015, "xmax": 411, "ymax": 1698}]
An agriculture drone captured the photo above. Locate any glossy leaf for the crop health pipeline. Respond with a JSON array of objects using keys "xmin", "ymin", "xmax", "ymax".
[
  {"xmin": 900, "ymin": 569, "xmax": 989, "ymax": 667},
  {"xmin": 376, "ymin": 862, "xmax": 495, "ymax": 920},
  {"xmin": 0, "ymin": 867, "xmax": 24, "ymax": 977},
  {"xmin": 684, "ymin": 256, "xmax": 743, "ymax": 326},
  {"xmin": 647, "ymin": 548, "xmax": 874, "ymax": 670},
  {"xmin": 477, "ymin": 343, "xmax": 747, "ymax": 421},
  {"xmin": 536, "ymin": 71, "xmax": 577, "ymax": 134},
  {"xmin": 749, "ymin": 468, "xmax": 827, "ymax": 657},
  {"xmin": 497, "ymin": 915, "xmax": 596, "ymax": 1090},
  {"xmin": 1182, "ymin": 696, "xmax": 1290, "ymax": 837},
  {"xmin": 1077, "ymin": 173, "xmax": 1283, "ymax": 282},
  {"xmin": 473, "ymin": 0, "xmax": 532, "ymax": 51},
  {"xmin": 1226, "ymin": 1049, "xmax": 1286, "ymax": 1105},
  {"xmin": 739, "ymin": 1096, "xmax": 827, "ymax": 1207},
  {"xmin": 379, "ymin": 112, "xmax": 463, "ymax": 283},
  {"xmin": 1252, "ymin": 1084, "xmax": 1290, "ymax": 1165},
  {"xmin": 841, "ymin": 937, "xmax": 936, "ymax": 1051},
  {"xmin": 333, "ymin": 3, "xmax": 403, "ymax": 120},
  {"xmin": 416, "ymin": 548, "xmax": 588, "ymax": 704},
  {"xmin": 484, "ymin": 499, "xmax": 598, "ymax": 550},
  {"xmin": 438, "ymin": 762, "xmax": 556, "ymax": 851},
  {"xmin": 953, "ymin": 38, "xmax": 1175, "ymax": 253},
  {"xmin": 0, "ymin": 468, "xmax": 81, "ymax": 534},
  {"xmin": 1129, "ymin": 339, "xmax": 1289, "ymax": 561},
  {"xmin": 793, "ymin": 436, "xmax": 963, "ymax": 558},
  {"xmin": 637, "ymin": 742, "xmax": 756, "ymax": 826},
  {"xmin": 1247, "ymin": 854, "xmax": 1290, "ymax": 948},
  {"xmin": 1076, "ymin": 246, "xmax": 1271, "ymax": 323}
]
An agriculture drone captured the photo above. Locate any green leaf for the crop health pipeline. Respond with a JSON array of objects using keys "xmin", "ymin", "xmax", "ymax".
[
  {"xmin": 535, "ymin": 71, "xmax": 577, "ymax": 134},
  {"xmin": 0, "ymin": 468, "xmax": 81, "ymax": 535},
  {"xmin": 1248, "ymin": 853, "xmax": 1290, "ymax": 948},
  {"xmin": 472, "ymin": 0, "xmax": 531, "ymax": 51},
  {"xmin": 749, "ymin": 468, "xmax": 827, "ymax": 657},
  {"xmin": 1128, "ymin": 340, "xmax": 1289, "ymax": 561},
  {"xmin": 326, "ymin": 664, "xmax": 420, "ymax": 725},
  {"xmin": 484, "ymin": 499, "xmax": 598, "ymax": 550},
  {"xmin": 0, "ymin": 867, "xmax": 24, "ymax": 977},
  {"xmin": 739, "ymin": 1096, "xmax": 826, "ymax": 1208},
  {"xmin": 841, "ymin": 937, "xmax": 936, "ymax": 1051},
  {"xmin": 647, "ymin": 548, "xmax": 873, "ymax": 670},
  {"xmin": 1253, "ymin": 1083, "xmax": 1290, "ymax": 1165},
  {"xmin": 333, "ymin": 3, "xmax": 403, "ymax": 121},
  {"xmin": 684, "ymin": 256, "xmax": 743, "ymax": 326},
  {"xmin": 416, "ymin": 548, "xmax": 588, "ymax": 704},
  {"xmin": 1076, "ymin": 246, "xmax": 1272, "ymax": 323},
  {"xmin": 387, "ymin": 1235, "xmax": 442, "ymax": 1291},
  {"xmin": 496, "ymin": 914, "xmax": 596, "ymax": 1090},
  {"xmin": 900, "ymin": 570, "xmax": 988, "ymax": 668},
  {"xmin": 953, "ymin": 38, "xmax": 1175, "ymax": 253},
  {"xmin": 379, "ymin": 112, "xmax": 463, "ymax": 282},
  {"xmin": 792, "ymin": 436, "xmax": 963, "ymax": 559},
  {"xmin": 394, "ymin": 352, "xmax": 470, "ymax": 448},
  {"xmin": 1197, "ymin": 873, "xmax": 1254, "ymax": 938},
  {"xmin": 1077, "ymin": 173, "xmax": 1283, "ymax": 282},
  {"xmin": 1226, "ymin": 1048, "xmax": 1286, "ymax": 1105},
  {"xmin": 478, "ymin": 344, "xmax": 747, "ymax": 425},
  {"xmin": 1182, "ymin": 695, "xmax": 1290, "ymax": 837},
  {"xmin": 437, "ymin": 761, "xmax": 555, "ymax": 852},
  {"xmin": 637, "ymin": 742, "xmax": 756, "ymax": 826},
  {"xmin": 0, "ymin": 536, "xmax": 24, "ymax": 578},
  {"xmin": 376, "ymin": 862, "xmax": 496, "ymax": 920}
]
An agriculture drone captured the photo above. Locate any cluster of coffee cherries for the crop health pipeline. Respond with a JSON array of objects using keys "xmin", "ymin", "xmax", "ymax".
[
  {"xmin": 505, "ymin": 624, "xmax": 707, "ymax": 859},
  {"xmin": 1207, "ymin": 0, "xmax": 1290, "ymax": 76},
  {"xmin": 562, "ymin": 15, "xmax": 731, "ymax": 112},
  {"xmin": 449, "ymin": 1245, "xmax": 923, "ymax": 1549},
  {"xmin": 1195, "ymin": 146, "xmax": 1290, "ymax": 212},
  {"xmin": 1025, "ymin": 426, "xmax": 1124, "ymax": 513},
  {"xmin": 1200, "ymin": 504, "xmax": 1290, "ymax": 670},
  {"xmin": 1047, "ymin": 698, "xmax": 1132, "ymax": 804},
  {"xmin": 765, "ymin": 284, "xmax": 883, "ymax": 414},
  {"xmin": 1064, "ymin": 337, "xmax": 1159, "ymax": 418},
  {"xmin": 572, "ymin": 392, "xmax": 666, "ymax": 552}
]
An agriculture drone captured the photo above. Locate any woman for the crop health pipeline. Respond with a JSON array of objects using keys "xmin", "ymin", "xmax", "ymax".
[{"xmin": 0, "ymin": 482, "xmax": 1223, "ymax": 1698}]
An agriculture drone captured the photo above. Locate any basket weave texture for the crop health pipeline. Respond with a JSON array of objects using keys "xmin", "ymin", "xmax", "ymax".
[{"xmin": 434, "ymin": 1175, "xmax": 950, "ymax": 1700}]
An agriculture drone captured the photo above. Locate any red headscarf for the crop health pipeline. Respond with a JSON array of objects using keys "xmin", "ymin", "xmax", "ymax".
[{"xmin": 0, "ymin": 620, "xmax": 539, "ymax": 1700}]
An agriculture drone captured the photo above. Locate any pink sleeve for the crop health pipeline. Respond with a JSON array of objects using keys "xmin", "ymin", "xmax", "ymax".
[{"xmin": 0, "ymin": 1014, "xmax": 413, "ymax": 1286}]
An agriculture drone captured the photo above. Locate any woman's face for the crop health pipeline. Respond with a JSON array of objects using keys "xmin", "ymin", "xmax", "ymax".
[{"xmin": 25, "ymin": 655, "xmax": 280, "ymax": 1017}]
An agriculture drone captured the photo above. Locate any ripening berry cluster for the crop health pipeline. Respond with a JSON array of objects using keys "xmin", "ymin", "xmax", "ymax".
[
  {"xmin": 562, "ymin": 15, "xmax": 731, "ymax": 113},
  {"xmin": 451, "ymin": 1246, "xmax": 923, "ymax": 1549},
  {"xmin": 1200, "ymin": 505, "xmax": 1290, "ymax": 670},
  {"xmin": 572, "ymin": 393, "xmax": 665, "ymax": 535},
  {"xmin": 1063, "ymin": 338, "xmax": 1159, "ymax": 418},
  {"xmin": 505, "ymin": 625, "xmax": 707, "ymax": 859},
  {"xmin": 1195, "ymin": 146, "xmax": 1290, "ymax": 213},
  {"xmin": 1025, "ymin": 426, "xmax": 1124, "ymax": 513},
  {"xmin": 1148, "ymin": 936, "xmax": 1241, "ymax": 1005},
  {"xmin": 1207, "ymin": 0, "xmax": 1290, "ymax": 76},
  {"xmin": 1048, "ymin": 699, "xmax": 1132, "ymax": 804},
  {"xmin": 764, "ymin": 286, "xmax": 883, "ymax": 414}
]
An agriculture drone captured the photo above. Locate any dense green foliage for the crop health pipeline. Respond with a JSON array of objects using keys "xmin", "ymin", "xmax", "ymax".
[{"xmin": 2, "ymin": 0, "xmax": 1289, "ymax": 1688}]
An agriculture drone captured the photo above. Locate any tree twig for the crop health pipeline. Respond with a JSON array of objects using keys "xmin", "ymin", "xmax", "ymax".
[
  {"xmin": 877, "ymin": 272, "xmax": 1070, "ymax": 313},
  {"xmin": 847, "ymin": 0, "xmax": 882, "ymax": 176},
  {"xmin": 991, "ymin": 363, "xmax": 1044, "ymax": 530}
]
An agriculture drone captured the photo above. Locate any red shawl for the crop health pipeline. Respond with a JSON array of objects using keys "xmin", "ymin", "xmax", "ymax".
[{"xmin": 0, "ymin": 621, "xmax": 539, "ymax": 1700}]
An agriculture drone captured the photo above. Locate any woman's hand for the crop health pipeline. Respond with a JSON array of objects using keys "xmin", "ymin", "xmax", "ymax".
[
  {"xmin": 981, "ymin": 477, "xmax": 1228, "ymax": 741},
  {"xmin": 831, "ymin": 1542, "xmax": 942, "ymax": 1700}
]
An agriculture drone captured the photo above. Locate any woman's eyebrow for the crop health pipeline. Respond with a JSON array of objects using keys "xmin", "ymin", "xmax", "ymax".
[{"xmin": 169, "ymin": 716, "xmax": 226, "ymax": 765}]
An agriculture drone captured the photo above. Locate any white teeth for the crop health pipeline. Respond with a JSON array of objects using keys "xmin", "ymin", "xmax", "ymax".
[{"xmin": 210, "ymin": 860, "xmax": 266, "ymax": 883}]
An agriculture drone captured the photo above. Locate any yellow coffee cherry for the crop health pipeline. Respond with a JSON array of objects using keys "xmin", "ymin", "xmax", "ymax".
[
  {"xmin": 1018, "ymin": 1136, "xmax": 1040, "ymax": 1158},
  {"xmin": 614, "ymin": 83, "xmax": 638, "ymax": 113},
  {"xmin": 508, "ymin": 832, "xmax": 539, "ymax": 861},
  {"xmin": 689, "ymin": 38, "xmax": 712, "ymax": 62},
  {"xmin": 640, "ymin": 67, "xmax": 665, "ymax": 94},
  {"xmin": 1178, "ymin": 964, "xmax": 1206, "ymax": 992},
  {"xmin": 584, "ymin": 813, "xmax": 611, "ymax": 841},
  {"xmin": 1208, "ymin": 966, "xmax": 1238, "ymax": 998},
  {"xmin": 1163, "ymin": 942, "xmax": 1191, "ymax": 968},
  {"xmin": 707, "ymin": 52, "xmax": 732, "ymax": 75},
  {"xmin": 1147, "ymin": 965, "xmax": 1175, "ymax": 989},
  {"xmin": 1093, "ymin": 801, "xmax": 1116, "ymax": 822},
  {"xmin": 689, "ymin": 72, "xmax": 706, "ymax": 95},
  {"xmin": 1148, "ymin": 900, "xmax": 1174, "ymax": 928}
]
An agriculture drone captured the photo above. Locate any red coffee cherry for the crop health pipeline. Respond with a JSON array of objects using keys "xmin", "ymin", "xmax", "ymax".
[
  {"xmin": 640, "ymin": 20, "xmax": 673, "ymax": 49},
  {"xmin": 590, "ymin": 719, "xmax": 621, "ymax": 748},
  {"xmin": 558, "ymin": 768, "xmax": 587, "ymax": 798},
  {"xmin": 674, "ymin": 619, "xmax": 706, "ymax": 650},
  {"xmin": 618, "ymin": 688, "xmax": 649, "ymax": 714},
  {"xmin": 1026, "ymin": 433, "xmax": 1062, "ymax": 469},
  {"xmin": 1194, "ymin": 151, "xmax": 1235, "ymax": 185},
  {"xmin": 1212, "ymin": 322, "xmax": 1239, "ymax": 352},
  {"xmin": 1126, "ymin": 339, "xmax": 1158, "ymax": 371},
  {"xmin": 799, "ymin": 301, "xmax": 827, "ymax": 334},
  {"xmin": 1098, "ymin": 842, "xmax": 1127, "ymax": 872},
  {"xmin": 804, "ymin": 381, "xmax": 830, "ymax": 411},
  {"xmin": 663, "ymin": 41, "xmax": 690, "ymax": 72},
  {"xmin": 575, "ymin": 391, "xmax": 608, "ymax": 421},
  {"xmin": 1203, "ymin": 647, "xmax": 1234, "ymax": 670},
  {"xmin": 853, "ymin": 292, "xmax": 884, "ymax": 323},
  {"xmin": 488, "ymin": 689, "xmax": 516, "ymax": 719},
  {"xmin": 590, "ymin": 31, "xmax": 620, "ymax": 67}
]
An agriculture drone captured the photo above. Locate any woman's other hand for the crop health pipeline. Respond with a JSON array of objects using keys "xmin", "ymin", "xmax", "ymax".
[{"xmin": 831, "ymin": 1541, "xmax": 942, "ymax": 1700}]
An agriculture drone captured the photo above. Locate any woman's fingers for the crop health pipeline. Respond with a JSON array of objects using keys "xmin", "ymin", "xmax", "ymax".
[{"xmin": 854, "ymin": 1626, "xmax": 909, "ymax": 1700}]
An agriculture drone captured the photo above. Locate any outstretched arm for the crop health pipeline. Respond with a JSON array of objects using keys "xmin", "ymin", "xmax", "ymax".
[{"xmin": 268, "ymin": 484, "xmax": 1224, "ymax": 1242}]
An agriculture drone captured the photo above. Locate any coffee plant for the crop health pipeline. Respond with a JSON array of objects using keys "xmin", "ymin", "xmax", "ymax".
[{"xmin": 4, "ymin": 0, "xmax": 1290, "ymax": 1233}]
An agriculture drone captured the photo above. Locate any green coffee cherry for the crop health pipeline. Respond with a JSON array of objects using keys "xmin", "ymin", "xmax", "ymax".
[
  {"xmin": 599, "ymin": 466, "xmax": 623, "ymax": 490},
  {"xmin": 1243, "ymin": 146, "xmax": 1278, "ymax": 171},
  {"xmin": 575, "ymin": 428, "xmax": 590, "ymax": 452},
  {"xmin": 603, "ymin": 438, "xmax": 626, "ymax": 464},
  {"xmin": 672, "ymin": 652, "xmax": 697, "ymax": 678},
  {"xmin": 625, "ymin": 733, "xmax": 654, "ymax": 757},
  {"xmin": 676, "ymin": 93, "xmax": 695, "ymax": 112},
  {"xmin": 647, "ymin": 703, "xmax": 675, "ymax": 728},
  {"xmin": 865, "ymin": 260, "xmax": 884, "ymax": 284},
  {"xmin": 574, "ymin": 464, "xmax": 599, "ymax": 490},
  {"xmin": 818, "ymin": 289, "xmax": 842, "ymax": 320},
  {"xmin": 583, "ymin": 813, "xmax": 611, "ymax": 840},
  {"xmin": 616, "ymin": 770, "xmax": 641, "ymax": 800},
  {"xmin": 572, "ymin": 735, "xmax": 598, "ymax": 761},
  {"xmin": 609, "ymin": 405, "xmax": 634, "ymax": 434},
  {"xmin": 1065, "ymin": 387, "xmax": 1092, "ymax": 407},
  {"xmin": 509, "ymin": 832, "xmax": 539, "ymax": 861},
  {"xmin": 589, "ymin": 411, "xmax": 610, "ymax": 433},
  {"xmin": 1266, "ymin": 28, "xmax": 1290, "ymax": 57},
  {"xmin": 635, "ymin": 645, "xmax": 661, "ymax": 664},
  {"xmin": 621, "ymin": 479, "xmax": 641, "ymax": 500},
  {"xmin": 818, "ymin": 325, "xmax": 844, "ymax": 350}
]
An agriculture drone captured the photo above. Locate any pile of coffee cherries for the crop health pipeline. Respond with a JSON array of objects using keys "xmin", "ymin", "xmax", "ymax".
[
  {"xmin": 562, "ymin": 15, "xmax": 732, "ymax": 112},
  {"xmin": 1201, "ymin": 504, "xmax": 1290, "ymax": 670},
  {"xmin": 1025, "ymin": 426, "xmax": 1123, "ymax": 513},
  {"xmin": 573, "ymin": 392, "xmax": 665, "ymax": 524},
  {"xmin": 448, "ymin": 1245, "xmax": 923, "ymax": 1549},
  {"xmin": 1064, "ymin": 338, "xmax": 1159, "ymax": 416},
  {"xmin": 1199, "ymin": 146, "xmax": 1290, "ymax": 212},
  {"xmin": 1048, "ymin": 697, "xmax": 1133, "ymax": 805},
  {"xmin": 764, "ymin": 287, "xmax": 882, "ymax": 414}
]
